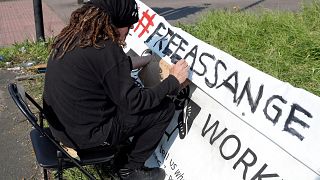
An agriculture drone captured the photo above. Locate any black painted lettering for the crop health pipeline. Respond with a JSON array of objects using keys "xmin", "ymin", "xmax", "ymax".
[
  {"xmin": 156, "ymin": 28, "xmax": 174, "ymax": 52},
  {"xmin": 174, "ymin": 169, "xmax": 184, "ymax": 180},
  {"xmin": 206, "ymin": 60, "xmax": 227, "ymax": 88},
  {"xmin": 198, "ymin": 52, "xmax": 216, "ymax": 76},
  {"xmin": 217, "ymin": 71, "xmax": 239, "ymax": 103},
  {"xmin": 162, "ymin": 33, "xmax": 183, "ymax": 63},
  {"xmin": 145, "ymin": 22, "xmax": 166, "ymax": 45},
  {"xmin": 202, "ymin": 114, "xmax": 228, "ymax": 145},
  {"xmin": 263, "ymin": 95, "xmax": 287, "ymax": 125},
  {"xmin": 233, "ymin": 148, "xmax": 257, "ymax": 180},
  {"xmin": 164, "ymin": 124, "xmax": 179, "ymax": 141},
  {"xmin": 219, "ymin": 135, "xmax": 241, "ymax": 160},
  {"xmin": 184, "ymin": 45, "xmax": 198, "ymax": 72},
  {"xmin": 284, "ymin": 103, "xmax": 312, "ymax": 141},
  {"xmin": 160, "ymin": 145, "xmax": 167, "ymax": 159},
  {"xmin": 145, "ymin": 23, "xmax": 174, "ymax": 52},
  {"xmin": 170, "ymin": 34, "xmax": 189, "ymax": 62},
  {"xmin": 251, "ymin": 164, "xmax": 279, "ymax": 180},
  {"xmin": 170, "ymin": 159, "xmax": 177, "ymax": 170},
  {"xmin": 191, "ymin": 52, "xmax": 207, "ymax": 75},
  {"xmin": 236, "ymin": 78, "xmax": 264, "ymax": 113}
]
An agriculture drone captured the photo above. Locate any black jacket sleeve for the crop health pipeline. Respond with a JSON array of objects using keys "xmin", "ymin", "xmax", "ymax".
[{"xmin": 102, "ymin": 56, "xmax": 179, "ymax": 114}]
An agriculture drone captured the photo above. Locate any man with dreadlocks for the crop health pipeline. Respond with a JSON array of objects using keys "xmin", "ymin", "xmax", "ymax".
[{"xmin": 43, "ymin": 0, "xmax": 189, "ymax": 179}]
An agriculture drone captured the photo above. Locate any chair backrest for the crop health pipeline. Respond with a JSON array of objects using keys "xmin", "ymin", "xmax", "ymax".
[
  {"xmin": 8, "ymin": 83, "xmax": 44, "ymax": 131},
  {"xmin": 8, "ymin": 83, "xmax": 97, "ymax": 180}
]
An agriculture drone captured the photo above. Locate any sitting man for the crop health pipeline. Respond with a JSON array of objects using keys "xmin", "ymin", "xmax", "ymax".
[{"xmin": 43, "ymin": 0, "xmax": 189, "ymax": 179}]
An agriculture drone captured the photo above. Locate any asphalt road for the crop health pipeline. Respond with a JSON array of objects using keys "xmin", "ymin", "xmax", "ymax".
[
  {"xmin": 45, "ymin": 0, "xmax": 312, "ymax": 25},
  {"xmin": 0, "ymin": 0, "xmax": 312, "ymax": 178}
]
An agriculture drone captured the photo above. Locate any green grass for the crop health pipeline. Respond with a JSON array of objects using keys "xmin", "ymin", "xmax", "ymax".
[
  {"xmin": 177, "ymin": 1, "xmax": 320, "ymax": 96},
  {"xmin": 51, "ymin": 164, "xmax": 115, "ymax": 180},
  {"xmin": 0, "ymin": 39, "xmax": 51, "ymax": 109},
  {"xmin": 0, "ymin": 39, "xmax": 51, "ymax": 68}
]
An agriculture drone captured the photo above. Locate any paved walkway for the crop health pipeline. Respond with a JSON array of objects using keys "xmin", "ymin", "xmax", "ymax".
[{"xmin": 0, "ymin": 0, "xmax": 65, "ymax": 47}]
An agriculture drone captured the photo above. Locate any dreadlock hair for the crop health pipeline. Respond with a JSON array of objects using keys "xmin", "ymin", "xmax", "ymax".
[{"xmin": 51, "ymin": 5, "xmax": 121, "ymax": 59}]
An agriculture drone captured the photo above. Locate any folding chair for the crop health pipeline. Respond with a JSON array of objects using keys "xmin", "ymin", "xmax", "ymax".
[{"xmin": 8, "ymin": 83, "xmax": 116, "ymax": 180}]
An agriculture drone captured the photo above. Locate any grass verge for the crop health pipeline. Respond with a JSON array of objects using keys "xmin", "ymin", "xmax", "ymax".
[
  {"xmin": 177, "ymin": 1, "xmax": 320, "ymax": 96},
  {"xmin": 0, "ymin": 39, "xmax": 51, "ymax": 68}
]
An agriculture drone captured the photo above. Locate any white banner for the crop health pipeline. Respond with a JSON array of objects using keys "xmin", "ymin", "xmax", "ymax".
[{"xmin": 125, "ymin": 1, "xmax": 320, "ymax": 179}]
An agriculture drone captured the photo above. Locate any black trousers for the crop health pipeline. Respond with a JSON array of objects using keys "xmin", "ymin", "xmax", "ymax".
[{"xmin": 108, "ymin": 97, "xmax": 175, "ymax": 169}]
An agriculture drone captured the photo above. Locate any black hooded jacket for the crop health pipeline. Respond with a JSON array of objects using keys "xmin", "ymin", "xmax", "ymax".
[{"xmin": 43, "ymin": 39, "xmax": 179, "ymax": 149}]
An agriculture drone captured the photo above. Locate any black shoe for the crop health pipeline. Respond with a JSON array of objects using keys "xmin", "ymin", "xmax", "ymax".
[{"xmin": 118, "ymin": 167, "xmax": 165, "ymax": 180}]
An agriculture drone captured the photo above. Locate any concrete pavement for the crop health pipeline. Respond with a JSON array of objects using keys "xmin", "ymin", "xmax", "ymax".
[{"xmin": 0, "ymin": 0, "xmax": 65, "ymax": 47}]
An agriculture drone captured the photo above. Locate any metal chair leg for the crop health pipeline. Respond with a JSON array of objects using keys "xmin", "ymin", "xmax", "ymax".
[
  {"xmin": 57, "ymin": 151, "xmax": 63, "ymax": 180},
  {"xmin": 43, "ymin": 168, "xmax": 48, "ymax": 180}
]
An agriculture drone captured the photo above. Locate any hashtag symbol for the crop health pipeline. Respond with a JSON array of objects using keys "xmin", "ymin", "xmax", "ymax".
[{"xmin": 134, "ymin": 9, "xmax": 156, "ymax": 38}]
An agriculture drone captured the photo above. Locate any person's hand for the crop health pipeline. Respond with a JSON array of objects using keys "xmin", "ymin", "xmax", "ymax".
[{"xmin": 170, "ymin": 59, "xmax": 189, "ymax": 84}]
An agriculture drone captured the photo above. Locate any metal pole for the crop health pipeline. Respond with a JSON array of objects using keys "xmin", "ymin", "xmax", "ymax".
[{"xmin": 33, "ymin": 0, "xmax": 45, "ymax": 41}]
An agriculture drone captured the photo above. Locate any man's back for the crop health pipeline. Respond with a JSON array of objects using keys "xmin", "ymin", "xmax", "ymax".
[{"xmin": 43, "ymin": 40, "xmax": 125, "ymax": 149}]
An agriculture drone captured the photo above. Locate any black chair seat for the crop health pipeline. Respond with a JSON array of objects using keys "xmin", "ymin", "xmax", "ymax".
[
  {"xmin": 30, "ymin": 128, "xmax": 115, "ymax": 169},
  {"xmin": 30, "ymin": 128, "xmax": 63, "ymax": 168}
]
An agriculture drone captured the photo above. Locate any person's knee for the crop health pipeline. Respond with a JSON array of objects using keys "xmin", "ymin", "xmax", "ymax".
[
  {"xmin": 160, "ymin": 97, "xmax": 176, "ymax": 122},
  {"xmin": 168, "ymin": 100, "xmax": 176, "ymax": 118}
]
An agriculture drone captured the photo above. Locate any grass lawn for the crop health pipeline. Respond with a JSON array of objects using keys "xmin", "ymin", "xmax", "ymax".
[{"xmin": 178, "ymin": 1, "xmax": 320, "ymax": 96}]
